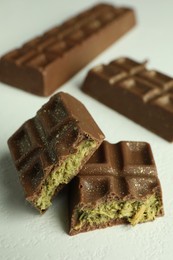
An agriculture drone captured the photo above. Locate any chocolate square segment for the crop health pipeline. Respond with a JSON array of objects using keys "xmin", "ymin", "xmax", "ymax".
[
  {"xmin": 69, "ymin": 141, "xmax": 163, "ymax": 235},
  {"xmin": 0, "ymin": 3, "xmax": 136, "ymax": 96},
  {"xmin": 8, "ymin": 92, "xmax": 104, "ymax": 213},
  {"xmin": 82, "ymin": 57, "xmax": 173, "ymax": 141}
]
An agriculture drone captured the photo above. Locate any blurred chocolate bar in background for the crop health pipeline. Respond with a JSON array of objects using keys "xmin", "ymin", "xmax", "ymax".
[
  {"xmin": 82, "ymin": 57, "xmax": 173, "ymax": 142},
  {"xmin": 0, "ymin": 4, "xmax": 136, "ymax": 96}
]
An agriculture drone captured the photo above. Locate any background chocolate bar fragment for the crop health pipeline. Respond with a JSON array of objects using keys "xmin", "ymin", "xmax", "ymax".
[
  {"xmin": 8, "ymin": 92, "xmax": 104, "ymax": 213},
  {"xmin": 0, "ymin": 4, "xmax": 136, "ymax": 96},
  {"xmin": 69, "ymin": 141, "xmax": 164, "ymax": 235},
  {"xmin": 82, "ymin": 57, "xmax": 173, "ymax": 142}
]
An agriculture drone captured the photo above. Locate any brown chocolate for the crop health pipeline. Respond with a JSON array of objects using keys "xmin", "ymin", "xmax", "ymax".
[
  {"xmin": 0, "ymin": 4, "xmax": 136, "ymax": 96},
  {"xmin": 8, "ymin": 92, "xmax": 104, "ymax": 213},
  {"xmin": 69, "ymin": 141, "xmax": 164, "ymax": 235},
  {"xmin": 82, "ymin": 57, "xmax": 173, "ymax": 142}
]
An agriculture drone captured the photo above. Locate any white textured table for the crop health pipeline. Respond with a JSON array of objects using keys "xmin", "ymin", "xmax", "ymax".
[{"xmin": 0, "ymin": 1, "xmax": 173, "ymax": 259}]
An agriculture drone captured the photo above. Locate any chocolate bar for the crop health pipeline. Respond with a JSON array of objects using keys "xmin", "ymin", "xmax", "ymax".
[
  {"xmin": 82, "ymin": 57, "xmax": 173, "ymax": 142},
  {"xmin": 0, "ymin": 4, "xmax": 136, "ymax": 96},
  {"xmin": 8, "ymin": 92, "xmax": 104, "ymax": 213},
  {"xmin": 69, "ymin": 141, "xmax": 164, "ymax": 235}
]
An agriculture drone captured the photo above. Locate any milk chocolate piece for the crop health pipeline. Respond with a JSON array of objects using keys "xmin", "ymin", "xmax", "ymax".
[
  {"xmin": 69, "ymin": 141, "xmax": 164, "ymax": 235},
  {"xmin": 8, "ymin": 92, "xmax": 104, "ymax": 213},
  {"xmin": 0, "ymin": 4, "xmax": 136, "ymax": 96},
  {"xmin": 82, "ymin": 57, "xmax": 173, "ymax": 142}
]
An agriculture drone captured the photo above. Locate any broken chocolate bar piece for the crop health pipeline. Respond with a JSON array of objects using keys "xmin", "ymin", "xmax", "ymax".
[
  {"xmin": 8, "ymin": 92, "xmax": 104, "ymax": 213},
  {"xmin": 69, "ymin": 141, "xmax": 163, "ymax": 235},
  {"xmin": 0, "ymin": 4, "xmax": 136, "ymax": 96},
  {"xmin": 82, "ymin": 57, "xmax": 173, "ymax": 142}
]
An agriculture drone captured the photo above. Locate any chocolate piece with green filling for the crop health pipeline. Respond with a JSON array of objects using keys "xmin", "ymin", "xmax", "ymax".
[
  {"xmin": 8, "ymin": 92, "xmax": 104, "ymax": 213},
  {"xmin": 69, "ymin": 141, "xmax": 164, "ymax": 235}
]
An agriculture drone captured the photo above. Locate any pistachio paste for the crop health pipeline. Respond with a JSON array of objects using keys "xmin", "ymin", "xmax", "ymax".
[
  {"xmin": 74, "ymin": 194, "xmax": 162, "ymax": 230},
  {"xmin": 35, "ymin": 140, "xmax": 96, "ymax": 211}
]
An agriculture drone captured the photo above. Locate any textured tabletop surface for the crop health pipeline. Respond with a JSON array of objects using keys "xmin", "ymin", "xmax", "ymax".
[{"xmin": 0, "ymin": 0, "xmax": 173, "ymax": 259}]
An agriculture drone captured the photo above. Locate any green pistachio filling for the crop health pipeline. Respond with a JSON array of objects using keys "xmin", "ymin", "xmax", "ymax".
[
  {"xmin": 35, "ymin": 140, "xmax": 96, "ymax": 211},
  {"xmin": 74, "ymin": 194, "xmax": 162, "ymax": 230}
]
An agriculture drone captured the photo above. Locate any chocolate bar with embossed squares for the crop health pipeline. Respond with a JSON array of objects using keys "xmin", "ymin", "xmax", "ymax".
[
  {"xmin": 69, "ymin": 141, "xmax": 164, "ymax": 235},
  {"xmin": 0, "ymin": 4, "xmax": 135, "ymax": 96},
  {"xmin": 82, "ymin": 57, "xmax": 173, "ymax": 142},
  {"xmin": 8, "ymin": 92, "xmax": 104, "ymax": 213}
]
